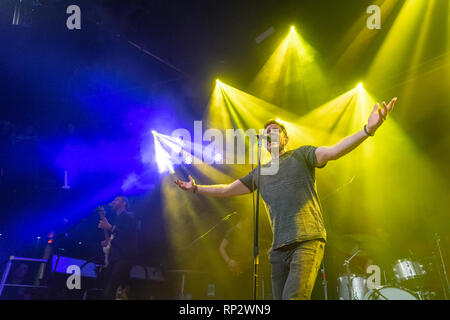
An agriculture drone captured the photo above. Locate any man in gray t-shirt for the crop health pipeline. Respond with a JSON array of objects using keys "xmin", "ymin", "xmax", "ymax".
[
  {"xmin": 175, "ymin": 97, "xmax": 396, "ymax": 299},
  {"xmin": 239, "ymin": 145, "xmax": 327, "ymax": 250}
]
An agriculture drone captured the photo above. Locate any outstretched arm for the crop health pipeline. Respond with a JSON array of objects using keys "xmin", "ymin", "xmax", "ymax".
[
  {"xmin": 174, "ymin": 176, "xmax": 251, "ymax": 197},
  {"xmin": 315, "ymin": 97, "xmax": 397, "ymax": 167},
  {"xmin": 219, "ymin": 238, "xmax": 231, "ymax": 263}
]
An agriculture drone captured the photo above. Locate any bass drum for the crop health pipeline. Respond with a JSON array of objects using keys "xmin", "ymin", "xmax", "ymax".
[{"xmin": 363, "ymin": 286, "xmax": 419, "ymax": 300}]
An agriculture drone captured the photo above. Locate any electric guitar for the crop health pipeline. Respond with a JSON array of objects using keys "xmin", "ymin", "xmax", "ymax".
[{"xmin": 97, "ymin": 206, "xmax": 114, "ymax": 268}]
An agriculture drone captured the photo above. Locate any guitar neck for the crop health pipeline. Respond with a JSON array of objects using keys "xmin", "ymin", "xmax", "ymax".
[
  {"xmin": 98, "ymin": 207, "xmax": 111, "ymax": 242},
  {"xmin": 104, "ymin": 229, "xmax": 110, "ymax": 241}
]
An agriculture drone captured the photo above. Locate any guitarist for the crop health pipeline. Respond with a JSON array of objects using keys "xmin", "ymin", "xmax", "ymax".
[
  {"xmin": 219, "ymin": 215, "xmax": 253, "ymax": 299},
  {"xmin": 98, "ymin": 196, "xmax": 137, "ymax": 299}
]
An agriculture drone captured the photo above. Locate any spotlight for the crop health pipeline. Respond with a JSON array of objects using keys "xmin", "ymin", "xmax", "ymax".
[
  {"xmin": 290, "ymin": 26, "xmax": 295, "ymax": 31},
  {"xmin": 356, "ymin": 82, "xmax": 364, "ymax": 90},
  {"xmin": 276, "ymin": 118, "xmax": 282, "ymax": 122},
  {"xmin": 214, "ymin": 153, "xmax": 223, "ymax": 163},
  {"xmin": 184, "ymin": 155, "xmax": 193, "ymax": 165}
]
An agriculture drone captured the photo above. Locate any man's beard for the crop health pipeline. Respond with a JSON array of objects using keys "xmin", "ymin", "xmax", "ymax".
[{"xmin": 267, "ymin": 142, "xmax": 285, "ymax": 154}]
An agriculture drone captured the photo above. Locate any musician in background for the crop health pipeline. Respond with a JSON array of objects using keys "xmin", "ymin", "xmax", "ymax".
[
  {"xmin": 219, "ymin": 215, "xmax": 253, "ymax": 299},
  {"xmin": 98, "ymin": 196, "xmax": 138, "ymax": 299}
]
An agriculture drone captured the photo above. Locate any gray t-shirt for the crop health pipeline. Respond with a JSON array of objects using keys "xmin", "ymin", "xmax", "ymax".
[{"xmin": 239, "ymin": 145, "xmax": 327, "ymax": 250}]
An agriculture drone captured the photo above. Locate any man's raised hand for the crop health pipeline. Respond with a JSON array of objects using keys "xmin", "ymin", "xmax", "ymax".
[{"xmin": 367, "ymin": 97, "xmax": 397, "ymax": 134}]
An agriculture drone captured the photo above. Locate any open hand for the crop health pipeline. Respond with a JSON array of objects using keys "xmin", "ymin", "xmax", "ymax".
[
  {"xmin": 367, "ymin": 97, "xmax": 397, "ymax": 134},
  {"xmin": 174, "ymin": 175, "xmax": 196, "ymax": 192}
]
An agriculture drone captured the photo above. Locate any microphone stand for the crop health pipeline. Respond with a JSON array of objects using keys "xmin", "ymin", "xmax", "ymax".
[
  {"xmin": 434, "ymin": 233, "xmax": 449, "ymax": 299},
  {"xmin": 252, "ymin": 136, "xmax": 263, "ymax": 300}
]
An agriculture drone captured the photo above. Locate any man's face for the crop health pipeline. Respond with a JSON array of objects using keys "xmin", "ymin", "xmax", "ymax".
[
  {"xmin": 109, "ymin": 197, "xmax": 125, "ymax": 212},
  {"xmin": 264, "ymin": 124, "xmax": 289, "ymax": 154}
]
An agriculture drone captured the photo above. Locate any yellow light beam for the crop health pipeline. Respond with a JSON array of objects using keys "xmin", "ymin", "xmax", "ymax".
[
  {"xmin": 331, "ymin": 0, "xmax": 398, "ymax": 74},
  {"xmin": 249, "ymin": 27, "xmax": 326, "ymax": 112},
  {"xmin": 366, "ymin": 0, "xmax": 429, "ymax": 88}
]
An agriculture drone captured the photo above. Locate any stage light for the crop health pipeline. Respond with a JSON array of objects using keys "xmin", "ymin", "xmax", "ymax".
[
  {"xmin": 151, "ymin": 131, "xmax": 187, "ymax": 174},
  {"xmin": 184, "ymin": 155, "xmax": 193, "ymax": 164},
  {"xmin": 276, "ymin": 118, "xmax": 282, "ymax": 122},
  {"xmin": 249, "ymin": 25, "xmax": 325, "ymax": 109},
  {"xmin": 214, "ymin": 153, "xmax": 223, "ymax": 163},
  {"xmin": 153, "ymin": 131, "xmax": 175, "ymax": 174},
  {"xmin": 210, "ymin": 80, "xmax": 296, "ymax": 130},
  {"xmin": 357, "ymin": 83, "xmax": 363, "ymax": 90},
  {"xmin": 37, "ymin": 236, "xmax": 41, "ymax": 240}
]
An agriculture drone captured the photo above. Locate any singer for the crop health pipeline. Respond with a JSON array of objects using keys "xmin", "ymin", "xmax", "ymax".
[
  {"xmin": 175, "ymin": 98, "xmax": 396, "ymax": 300},
  {"xmin": 98, "ymin": 196, "xmax": 138, "ymax": 299}
]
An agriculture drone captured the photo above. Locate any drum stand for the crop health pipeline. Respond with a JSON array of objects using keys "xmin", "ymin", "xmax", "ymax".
[
  {"xmin": 434, "ymin": 233, "xmax": 449, "ymax": 299},
  {"xmin": 370, "ymin": 287, "xmax": 390, "ymax": 300}
]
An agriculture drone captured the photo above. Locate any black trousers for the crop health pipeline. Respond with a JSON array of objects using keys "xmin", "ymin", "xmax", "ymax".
[{"xmin": 103, "ymin": 259, "xmax": 134, "ymax": 300}]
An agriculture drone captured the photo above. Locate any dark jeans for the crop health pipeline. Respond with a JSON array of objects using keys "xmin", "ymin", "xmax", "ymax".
[
  {"xmin": 270, "ymin": 239, "xmax": 325, "ymax": 300},
  {"xmin": 103, "ymin": 259, "xmax": 134, "ymax": 300}
]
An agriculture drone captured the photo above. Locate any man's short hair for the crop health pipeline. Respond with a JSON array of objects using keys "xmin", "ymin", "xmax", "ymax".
[
  {"xmin": 264, "ymin": 119, "xmax": 288, "ymax": 136},
  {"xmin": 117, "ymin": 196, "xmax": 129, "ymax": 210}
]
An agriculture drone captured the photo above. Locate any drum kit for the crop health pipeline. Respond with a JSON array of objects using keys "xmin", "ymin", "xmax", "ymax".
[
  {"xmin": 337, "ymin": 259, "xmax": 428, "ymax": 300},
  {"xmin": 333, "ymin": 233, "xmax": 446, "ymax": 300}
]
